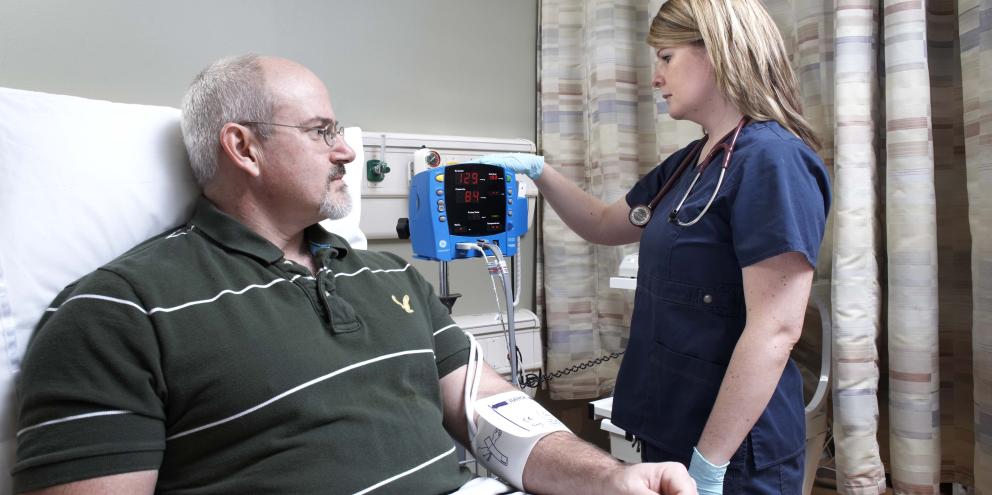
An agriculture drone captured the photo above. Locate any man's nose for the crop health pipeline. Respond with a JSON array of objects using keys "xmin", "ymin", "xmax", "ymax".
[{"xmin": 332, "ymin": 139, "xmax": 356, "ymax": 166}]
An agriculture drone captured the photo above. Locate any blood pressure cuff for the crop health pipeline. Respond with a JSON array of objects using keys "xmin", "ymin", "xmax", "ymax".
[{"xmin": 470, "ymin": 391, "xmax": 570, "ymax": 490}]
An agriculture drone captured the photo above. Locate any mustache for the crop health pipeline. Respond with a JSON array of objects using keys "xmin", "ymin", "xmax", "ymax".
[{"xmin": 327, "ymin": 164, "xmax": 346, "ymax": 182}]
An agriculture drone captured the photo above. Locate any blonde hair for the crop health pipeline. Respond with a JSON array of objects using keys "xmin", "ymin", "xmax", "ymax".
[{"xmin": 648, "ymin": 0, "xmax": 821, "ymax": 150}]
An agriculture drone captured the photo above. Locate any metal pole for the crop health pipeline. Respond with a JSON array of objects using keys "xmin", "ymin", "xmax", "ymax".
[{"xmin": 439, "ymin": 261, "xmax": 449, "ymax": 297}]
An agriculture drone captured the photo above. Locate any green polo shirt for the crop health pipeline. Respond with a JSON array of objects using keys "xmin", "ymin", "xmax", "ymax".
[{"xmin": 14, "ymin": 197, "xmax": 474, "ymax": 494}]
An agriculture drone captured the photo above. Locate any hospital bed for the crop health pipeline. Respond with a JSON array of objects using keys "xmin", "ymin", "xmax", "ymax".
[{"xmin": 0, "ymin": 86, "xmax": 367, "ymax": 495}]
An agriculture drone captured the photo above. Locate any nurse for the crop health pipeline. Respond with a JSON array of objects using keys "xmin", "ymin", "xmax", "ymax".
[{"xmin": 477, "ymin": 0, "xmax": 830, "ymax": 493}]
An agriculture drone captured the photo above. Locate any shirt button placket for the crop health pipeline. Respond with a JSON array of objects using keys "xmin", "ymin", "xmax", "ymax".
[{"xmin": 317, "ymin": 272, "xmax": 336, "ymax": 325}]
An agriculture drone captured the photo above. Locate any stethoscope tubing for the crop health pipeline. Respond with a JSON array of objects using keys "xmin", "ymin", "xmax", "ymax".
[
  {"xmin": 670, "ymin": 165, "xmax": 727, "ymax": 227},
  {"xmin": 629, "ymin": 116, "xmax": 749, "ymax": 228}
]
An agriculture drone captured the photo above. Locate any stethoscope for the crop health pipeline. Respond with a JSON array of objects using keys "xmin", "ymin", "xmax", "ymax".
[{"xmin": 629, "ymin": 117, "xmax": 750, "ymax": 228}]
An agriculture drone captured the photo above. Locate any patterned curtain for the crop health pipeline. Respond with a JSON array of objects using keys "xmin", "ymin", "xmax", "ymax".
[
  {"xmin": 537, "ymin": 0, "xmax": 989, "ymax": 492},
  {"xmin": 816, "ymin": 0, "xmax": 985, "ymax": 491},
  {"xmin": 538, "ymin": 0, "xmax": 699, "ymax": 400},
  {"xmin": 959, "ymin": 0, "xmax": 992, "ymax": 491}
]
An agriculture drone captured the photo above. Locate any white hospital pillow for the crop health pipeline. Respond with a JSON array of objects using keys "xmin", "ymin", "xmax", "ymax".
[
  {"xmin": 0, "ymin": 87, "xmax": 198, "ymax": 373},
  {"xmin": 0, "ymin": 88, "xmax": 365, "ymax": 491},
  {"xmin": 0, "ymin": 88, "xmax": 199, "ymax": 488}
]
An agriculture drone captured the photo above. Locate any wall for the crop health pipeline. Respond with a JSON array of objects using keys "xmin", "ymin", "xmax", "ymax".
[{"xmin": 0, "ymin": 0, "xmax": 539, "ymax": 316}]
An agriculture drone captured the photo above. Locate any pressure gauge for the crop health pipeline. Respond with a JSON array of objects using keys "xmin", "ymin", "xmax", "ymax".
[
  {"xmin": 425, "ymin": 149, "xmax": 441, "ymax": 167},
  {"xmin": 414, "ymin": 147, "xmax": 442, "ymax": 169}
]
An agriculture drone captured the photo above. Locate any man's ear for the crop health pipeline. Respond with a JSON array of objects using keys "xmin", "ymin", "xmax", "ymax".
[{"xmin": 218, "ymin": 123, "xmax": 262, "ymax": 177}]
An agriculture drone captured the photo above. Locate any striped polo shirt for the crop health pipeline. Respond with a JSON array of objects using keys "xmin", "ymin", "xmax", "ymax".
[{"xmin": 14, "ymin": 197, "xmax": 474, "ymax": 494}]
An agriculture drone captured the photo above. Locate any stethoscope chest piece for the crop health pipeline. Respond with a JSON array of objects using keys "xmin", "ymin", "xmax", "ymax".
[{"xmin": 629, "ymin": 205, "xmax": 652, "ymax": 227}]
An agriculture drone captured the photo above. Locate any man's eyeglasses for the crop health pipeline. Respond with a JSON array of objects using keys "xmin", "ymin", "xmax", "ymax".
[{"xmin": 239, "ymin": 120, "xmax": 346, "ymax": 148}]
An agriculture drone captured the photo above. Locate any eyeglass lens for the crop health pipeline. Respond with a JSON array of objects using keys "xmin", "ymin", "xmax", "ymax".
[{"xmin": 321, "ymin": 122, "xmax": 344, "ymax": 147}]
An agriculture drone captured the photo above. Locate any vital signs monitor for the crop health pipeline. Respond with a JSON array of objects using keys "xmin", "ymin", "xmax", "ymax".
[{"xmin": 408, "ymin": 163, "xmax": 528, "ymax": 261}]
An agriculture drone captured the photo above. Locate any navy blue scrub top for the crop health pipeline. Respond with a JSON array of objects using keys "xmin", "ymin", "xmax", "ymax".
[{"xmin": 612, "ymin": 120, "xmax": 831, "ymax": 469}]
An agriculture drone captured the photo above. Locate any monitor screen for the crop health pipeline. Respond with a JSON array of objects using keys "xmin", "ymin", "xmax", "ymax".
[{"xmin": 445, "ymin": 164, "xmax": 506, "ymax": 236}]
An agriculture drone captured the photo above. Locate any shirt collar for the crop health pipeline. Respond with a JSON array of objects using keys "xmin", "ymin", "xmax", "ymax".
[
  {"xmin": 305, "ymin": 223, "xmax": 350, "ymax": 261},
  {"xmin": 188, "ymin": 197, "xmax": 350, "ymax": 264}
]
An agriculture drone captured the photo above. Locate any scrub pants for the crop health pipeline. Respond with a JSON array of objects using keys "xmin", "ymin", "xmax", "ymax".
[{"xmin": 642, "ymin": 435, "xmax": 805, "ymax": 495}]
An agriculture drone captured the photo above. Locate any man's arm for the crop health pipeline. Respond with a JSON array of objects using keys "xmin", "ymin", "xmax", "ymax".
[
  {"xmin": 440, "ymin": 364, "xmax": 696, "ymax": 495},
  {"xmin": 21, "ymin": 470, "xmax": 158, "ymax": 495}
]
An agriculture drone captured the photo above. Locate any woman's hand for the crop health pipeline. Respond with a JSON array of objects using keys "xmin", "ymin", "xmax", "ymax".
[{"xmin": 474, "ymin": 153, "xmax": 545, "ymax": 180}]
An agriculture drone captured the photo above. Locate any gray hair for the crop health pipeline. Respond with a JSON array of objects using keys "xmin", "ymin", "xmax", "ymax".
[{"xmin": 180, "ymin": 54, "xmax": 273, "ymax": 186}]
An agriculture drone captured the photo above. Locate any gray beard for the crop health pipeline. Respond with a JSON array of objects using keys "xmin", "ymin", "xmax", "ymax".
[{"xmin": 320, "ymin": 182, "xmax": 352, "ymax": 220}]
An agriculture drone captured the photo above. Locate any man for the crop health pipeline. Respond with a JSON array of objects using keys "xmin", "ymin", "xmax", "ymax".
[{"xmin": 13, "ymin": 54, "xmax": 694, "ymax": 495}]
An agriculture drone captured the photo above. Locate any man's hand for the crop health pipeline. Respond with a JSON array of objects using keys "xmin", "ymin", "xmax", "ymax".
[{"xmin": 603, "ymin": 462, "xmax": 697, "ymax": 495}]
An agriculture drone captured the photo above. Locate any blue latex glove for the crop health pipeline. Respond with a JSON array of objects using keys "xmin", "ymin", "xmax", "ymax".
[
  {"xmin": 474, "ymin": 153, "xmax": 544, "ymax": 180},
  {"xmin": 688, "ymin": 447, "xmax": 728, "ymax": 495}
]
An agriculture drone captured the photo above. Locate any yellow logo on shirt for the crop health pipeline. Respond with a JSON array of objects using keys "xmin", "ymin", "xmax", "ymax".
[{"xmin": 391, "ymin": 294, "xmax": 415, "ymax": 314}]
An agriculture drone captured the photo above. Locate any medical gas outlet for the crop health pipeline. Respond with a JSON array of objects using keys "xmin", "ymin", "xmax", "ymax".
[{"xmin": 366, "ymin": 159, "xmax": 391, "ymax": 182}]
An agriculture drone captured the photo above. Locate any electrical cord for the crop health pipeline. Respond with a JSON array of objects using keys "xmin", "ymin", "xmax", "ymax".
[
  {"xmin": 458, "ymin": 241, "xmax": 522, "ymax": 388},
  {"xmin": 459, "ymin": 241, "xmax": 622, "ymax": 390},
  {"xmin": 520, "ymin": 350, "xmax": 626, "ymax": 389},
  {"xmin": 477, "ymin": 242, "xmax": 522, "ymax": 387},
  {"xmin": 460, "ymin": 243, "xmax": 505, "ymax": 325},
  {"xmin": 512, "ymin": 248, "xmax": 522, "ymax": 307},
  {"xmin": 464, "ymin": 332, "xmax": 484, "ymax": 441}
]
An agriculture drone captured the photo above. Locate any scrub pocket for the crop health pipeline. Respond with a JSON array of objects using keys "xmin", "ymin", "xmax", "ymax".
[
  {"xmin": 645, "ymin": 341, "xmax": 726, "ymax": 455},
  {"xmin": 644, "ymin": 275, "xmax": 746, "ymax": 363},
  {"xmin": 724, "ymin": 435, "xmax": 805, "ymax": 495}
]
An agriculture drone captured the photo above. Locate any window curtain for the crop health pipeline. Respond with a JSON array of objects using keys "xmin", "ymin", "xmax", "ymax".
[{"xmin": 537, "ymin": 0, "xmax": 989, "ymax": 493}]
